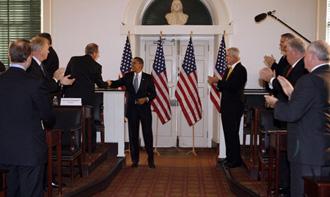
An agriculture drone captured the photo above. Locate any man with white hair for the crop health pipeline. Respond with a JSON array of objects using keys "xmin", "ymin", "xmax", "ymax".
[
  {"xmin": 208, "ymin": 47, "xmax": 247, "ymax": 168},
  {"xmin": 265, "ymin": 40, "xmax": 330, "ymax": 197}
]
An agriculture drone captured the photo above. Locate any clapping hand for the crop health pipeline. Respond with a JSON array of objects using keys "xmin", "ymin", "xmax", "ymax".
[
  {"xmin": 259, "ymin": 67, "xmax": 274, "ymax": 82},
  {"xmin": 207, "ymin": 76, "xmax": 219, "ymax": 85},
  {"xmin": 264, "ymin": 95, "xmax": 278, "ymax": 108},
  {"xmin": 277, "ymin": 76, "xmax": 294, "ymax": 99}
]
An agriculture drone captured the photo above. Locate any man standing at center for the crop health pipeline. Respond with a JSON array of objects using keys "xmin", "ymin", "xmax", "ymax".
[
  {"xmin": 208, "ymin": 47, "xmax": 247, "ymax": 168},
  {"xmin": 109, "ymin": 57, "xmax": 156, "ymax": 168}
]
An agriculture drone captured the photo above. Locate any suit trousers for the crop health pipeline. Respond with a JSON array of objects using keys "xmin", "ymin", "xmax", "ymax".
[
  {"xmin": 127, "ymin": 105, "xmax": 154, "ymax": 164},
  {"xmin": 221, "ymin": 106, "xmax": 243, "ymax": 165},
  {"xmin": 0, "ymin": 163, "xmax": 44, "ymax": 197},
  {"xmin": 290, "ymin": 162, "xmax": 329, "ymax": 197}
]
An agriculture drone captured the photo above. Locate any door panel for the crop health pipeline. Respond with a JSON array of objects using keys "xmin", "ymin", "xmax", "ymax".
[{"xmin": 142, "ymin": 37, "xmax": 211, "ymax": 147}]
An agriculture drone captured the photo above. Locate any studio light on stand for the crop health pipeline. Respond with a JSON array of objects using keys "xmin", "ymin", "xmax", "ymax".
[{"xmin": 254, "ymin": 10, "xmax": 311, "ymax": 43}]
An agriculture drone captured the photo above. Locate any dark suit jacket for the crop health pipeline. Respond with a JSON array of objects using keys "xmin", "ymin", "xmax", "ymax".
[
  {"xmin": 110, "ymin": 71, "xmax": 156, "ymax": 116},
  {"xmin": 271, "ymin": 58, "xmax": 308, "ymax": 101},
  {"xmin": 42, "ymin": 47, "xmax": 59, "ymax": 78},
  {"xmin": 217, "ymin": 62, "xmax": 247, "ymax": 113},
  {"xmin": 27, "ymin": 58, "xmax": 60, "ymax": 95},
  {"xmin": 63, "ymin": 55, "xmax": 108, "ymax": 105},
  {"xmin": 0, "ymin": 60, "xmax": 5, "ymax": 73},
  {"xmin": 274, "ymin": 65, "xmax": 330, "ymax": 165},
  {"xmin": 0, "ymin": 67, "xmax": 55, "ymax": 166},
  {"xmin": 271, "ymin": 55, "xmax": 290, "ymax": 77}
]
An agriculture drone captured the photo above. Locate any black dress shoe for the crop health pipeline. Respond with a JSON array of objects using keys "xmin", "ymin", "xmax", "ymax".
[
  {"xmin": 131, "ymin": 163, "xmax": 138, "ymax": 168},
  {"xmin": 51, "ymin": 181, "xmax": 59, "ymax": 188},
  {"xmin": 218, "ymin": 158, "xmax": 229, "ymax": 164},
  {"xmin": 224, "ymin": 162, "xmax": 241, "ymax": 168},
  {"xmin": 148, "ymin": 161, "xmax": 155, "ymax": 168}
]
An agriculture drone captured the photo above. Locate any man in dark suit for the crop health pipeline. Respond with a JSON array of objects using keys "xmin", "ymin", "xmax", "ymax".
[
  {"xmin": 0, "ymin": 60, "xmax": 5, "ymax": 73},
  {"xmin": 264, "ymin": 33, "xmax": 295, "ymax": 77},
  {"xmin": 27, "ymin": 36, "xmax": 74, "ymax": 97},
  {"xmin": 208, "ymin": 47, "xmax": 247, "ymax": 168},
  {"xmin": 260, "ymin": 37, "xmax": 309, "ymax": 193},
  {"xmin": 265, "ymin": 40, "xmax": 330, "ymax": 197},
  {"xmin": 27, "ymin": 36, "xmax": 74, "ymax": 188},
  {"xmin": 63, "ymin": 43, "xmax": 110, "ymax": 151},
  {"xmin": 0, "ymin": 39, "xmax": 55, "ymax": 197},
  {"xmin": 109, "ymin": 57, "xmax": 156, "ymax": 168},
  {"xmin": 37, "ymin": 33, "xmax": 59, "ymax": 79}
]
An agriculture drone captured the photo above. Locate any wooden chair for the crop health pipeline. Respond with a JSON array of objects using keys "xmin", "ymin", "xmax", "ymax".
[
  {"xmin": 46, "ymin": 129, "xmax": 62, "ymax": 197},
  {"xmin": 53, "ymin": 106, "xmax": 83, "ymax": 181},
  {"xmin": 0, "ymin": 169, "xmax": 8, "ymax": 197}
]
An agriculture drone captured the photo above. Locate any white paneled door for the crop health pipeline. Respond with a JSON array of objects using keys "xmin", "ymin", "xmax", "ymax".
[{"xmin": 141, "ymin": 37, "xmax": 213, "ymax": 147}]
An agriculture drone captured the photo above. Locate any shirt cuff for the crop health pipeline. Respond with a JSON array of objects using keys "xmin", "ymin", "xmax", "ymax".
[{"xmin": 268, "ymin": 77, "xmax": 275, "ymax": 89}]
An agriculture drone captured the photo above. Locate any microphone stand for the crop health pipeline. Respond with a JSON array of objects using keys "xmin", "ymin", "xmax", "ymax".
[{"xmin": 268, "ymin": 13, "xmax": 311, "ymax": 43}]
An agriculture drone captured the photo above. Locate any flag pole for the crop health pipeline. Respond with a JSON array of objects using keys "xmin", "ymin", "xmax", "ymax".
[
  {"xmin": 153, "ymin": 112, "xmax": 160, "ymax": 156},
  {"xmin": 187, "ymin": 125, "xmax": 197, "ymax": 156}
]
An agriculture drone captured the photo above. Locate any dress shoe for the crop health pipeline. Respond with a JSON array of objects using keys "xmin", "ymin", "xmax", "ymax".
[
  {"xmin": 224, "ymin": 162, "xmax": 241, "ymax": 168},
  {"xmin": 131, "ymin": 163, "xmax": 138, "ymax": 168},
  {"xmin": 51, "ymin": 179, "xmax": 66, "ymax": 188},
  {"xmin": 278, "ymin": 187, "xmax": 290, "ymax": 196},
  {"xmin": 218, "ymin": 158, "xmax": 229, "ymax": 164},
  {"xmin": 148, "ymin": 161, "xmax": 155, "ymax": 168}
]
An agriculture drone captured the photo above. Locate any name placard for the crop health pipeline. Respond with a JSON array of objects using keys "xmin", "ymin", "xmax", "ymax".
[{"xmin": 60, "ymin": 98, "xmax": 82, "ymax": 106}]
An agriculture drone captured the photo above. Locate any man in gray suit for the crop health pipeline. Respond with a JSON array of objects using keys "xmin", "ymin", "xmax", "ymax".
[{"xmin": 265, "ymin": 40, "xmax": 330, "ymax": 197}]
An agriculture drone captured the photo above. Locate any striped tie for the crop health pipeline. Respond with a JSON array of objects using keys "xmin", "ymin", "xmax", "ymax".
[{"xmin": 133, "ymin": 75, "xmax": 139, "ymax": 93}]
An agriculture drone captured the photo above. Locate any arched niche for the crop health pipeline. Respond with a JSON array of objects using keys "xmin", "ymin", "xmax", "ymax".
[
  {"xmin": 142, "ymin": 0, "xmax": 212, "ymax": 25},
  {"xmin": 122, "ymin": 0, "xmax": 230, "ymax": 28}
]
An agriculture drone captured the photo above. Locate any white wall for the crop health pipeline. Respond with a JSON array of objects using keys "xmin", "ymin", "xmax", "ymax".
[{"xmin": 49, "ymin": 0, "xmax": 318, "ymax": 88}]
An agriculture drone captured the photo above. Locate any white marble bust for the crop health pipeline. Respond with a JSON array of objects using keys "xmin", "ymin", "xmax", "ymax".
[{"xmin": 165, "ymin": 0, "xmax": 188, "ymax": 25}]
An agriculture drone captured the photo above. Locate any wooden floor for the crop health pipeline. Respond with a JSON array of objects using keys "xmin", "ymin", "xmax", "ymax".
[
  {"xmin": 94, "ymin": 148, "xmax": 235, "ymax": 197},
  {"xmin": 46, "ymin": 146, "xmax": 268, "ymax": 197}
]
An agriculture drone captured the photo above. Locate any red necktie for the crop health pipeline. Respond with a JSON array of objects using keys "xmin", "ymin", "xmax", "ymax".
[{"xmin": 285, "ymin": 66, "xmax": 293, "ymax": 77}]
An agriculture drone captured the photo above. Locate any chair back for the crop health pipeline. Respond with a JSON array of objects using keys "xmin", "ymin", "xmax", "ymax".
[{"xmin": 53, "ymin": 106, "xmax": 83, "ymax": 154}]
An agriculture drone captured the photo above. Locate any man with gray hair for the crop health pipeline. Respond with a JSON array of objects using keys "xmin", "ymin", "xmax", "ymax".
[
  {"xmin": 0, "ymin": 39, "xmax": 55, "ymax": 197},
  {"xmin": 208, "ymin": 47, "xmax": 247, "ymax": 168},
  {"xmin": 265, "ymin": 40, "xmax": 330, "ymax": 197},
  {"xmin": 27, "ymin": 36, "xmax": 74, "ymax": 96}
]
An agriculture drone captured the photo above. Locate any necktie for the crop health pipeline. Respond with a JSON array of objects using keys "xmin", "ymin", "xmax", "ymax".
[
  {"xmin": 133, "ymin": 75, "xmax": 139, "ymax": 93},
  {"xmin": 285, "ymin": 66, "xmax": 293, "ymax": 77},
  {"xmin": 226, "ymin": 67, "xmax": 233, "ymax": 80},
  {"xmin": 40, "ymin": 63, "xmax": 46, "ymax": 77}
]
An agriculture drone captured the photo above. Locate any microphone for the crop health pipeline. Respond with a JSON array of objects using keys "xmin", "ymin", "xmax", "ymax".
[
  {"xmin": 254, "ymin": 10, "xmax": 276, "ymax": 22},
  {"xmin": 254, "ymin": 13, "xmax": 267, "ymax": 22}
]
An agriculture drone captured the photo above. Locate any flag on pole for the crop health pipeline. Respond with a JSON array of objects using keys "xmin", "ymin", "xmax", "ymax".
[
  {"xmin": 175, "ymin": 37, "xmax": 202, "ymax": 126},
  {"xmin": 151, "ymin": 38, "xmax": 171, "ymax": 124},
  {"xmin": 120, "ymin": 36, "xmax": 132, "ymax": 75},
  {"xmin": 210, "ymin": 34, "xmax": 227, "ymax": 113}
]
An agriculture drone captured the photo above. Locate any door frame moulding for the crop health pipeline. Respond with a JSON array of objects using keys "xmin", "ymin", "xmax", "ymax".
[{"xmin": 121, "ymin": 0, "xmax": 232, "ymax": 36}]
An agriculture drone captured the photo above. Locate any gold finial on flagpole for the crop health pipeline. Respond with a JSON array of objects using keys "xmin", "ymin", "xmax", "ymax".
[{"xmin": 160, "ymin": 31, "xmax": 163, "ymax": 38}]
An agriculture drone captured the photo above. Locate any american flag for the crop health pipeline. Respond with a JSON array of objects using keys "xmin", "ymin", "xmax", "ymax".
[
  {"xmin": 120, "ymin": 36, "xmax": 132, "ymax": 75},
  {"xmin": 210, "ymin": 35, "xmax": 227, "ymax": 113},
  {"xmin": 175, "ymin": 37, "xmax": 202, "ymax": 126},
  {"xmin": 151, "ymin": 38, "xmax": 171, "ymax": 124}
]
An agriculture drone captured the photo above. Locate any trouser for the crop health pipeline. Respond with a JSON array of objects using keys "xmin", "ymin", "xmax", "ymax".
[
  {"xmin": 127, "ymin": 106, "xmax": 154, "ymax": 164},
  {"xmin": 290, "ymin": 162, "xmax": 330, "ymax": 197},
  {"xmin": 0, "ymin": 163, "xmax": 44, "ymax": 197}
]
